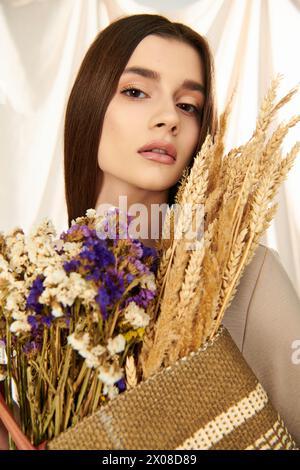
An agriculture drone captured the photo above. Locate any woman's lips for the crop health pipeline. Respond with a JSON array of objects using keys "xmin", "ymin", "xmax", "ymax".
[{"xmin": 138, "ymin": 151, "xmax": 176, "ymax": 165}]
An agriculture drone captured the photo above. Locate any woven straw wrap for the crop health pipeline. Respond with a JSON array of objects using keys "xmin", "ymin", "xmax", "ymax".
[{"xmin": 47, "ymin": 327, "xmax": 298, "ymax": 450}]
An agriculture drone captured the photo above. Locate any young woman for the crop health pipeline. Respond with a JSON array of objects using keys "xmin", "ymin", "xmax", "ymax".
[
  {"xmin": 64, "ymin": 13, "xmax": 300, "ymax": 445},
  {"xmin": 1, "ymin": 13, "xmax": 299, "ymax": 449}
]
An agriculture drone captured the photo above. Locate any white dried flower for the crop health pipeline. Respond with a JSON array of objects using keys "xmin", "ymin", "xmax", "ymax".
[
  {"xmin": 91, "ymin": 345, "xmax": 106, "ymax": 357},
  {"xmin": 83, "ymin": 353, "xmax": 101, "ymax": 369},
  {"xmin": 12, "ymin": 310, "xmax": 27, "ymax": 321},
  {"xmin": 53, "ymin": 238, "xmax": 64, "ymax": 251},
  {"xmin": 107, "ymin": 334, "xmax": 126, "ymax": 356},
  {"xmin": 81, "ymin": 345, "xmax": 106, "ymax": 369},
  {"xmin": 62, "ymin": 241, "xmax": 81, "ymax": 257},
  {"xmin": 26, "ymin": 239, "xmax": 39, "ymax": 265},
  {"xmin": 63, "ymin": 273, "xmax": 97, "ymax": 306},
  {"xmin": 26, "ymin": 232, "xmax": 60, "ymax": 270},
  {"xmin": 51, "ymin": 305, "xmax": 64, "ymax": 318},
  {"xmin": 124, "ymin": 302, "xmax": 150, "ymax": 329},
  {"xmin": 0, "ymin": 256, "xmax": 10, "ymax": 272},
  {"xmin": 30, "ymin": 219, "xmax": 56, "ymax": 238},
  {"xmin": 39, "ymin": 289, "xmax": 51, "ymax": 304},
  {"xmin": 67, "ymin": 332, "xmax": 90, "ymax": 351},
  {"xmin": 5, "ymin": 290, "xmax": 26, "ymax": 312},
  {"xmin": 44, "ymin": 269, "xmax": 67, "ymax": 286},
  {"xmin": 80, "ymin": 287, "xmax": 97, "ymax": 302},
  {"xmin": 55, "ymin": 290, "xmax": 76, "ymax": 307},
  {"xmin": 0, "ymin": 272, "xmax": 15, "ymax": 288},
  {"xmin": 44, "ymin": 272, "xmax": 82, "ymax": 306},
  {"xmin": 103, "ymin": 384, "xmax": 119, "ymax": 399},
  {"xmin": 11, "ymin": 254, "xmax": 28, "ymax": 272},
  {"xmin": 140, "ymin": 272, "xmax": 156, "ymax": 292},
  {"xmin": 86, "ymin": 208, "xmax": 96, "ymax": 218},
  {"xmin": 68, "ymin": 272, "xmax": 88, "ymax": 293},
  {"xmin": 10, "ymin": 320, "xmax": 31, "ymax": 335},
  {"xmin": 98, "ymin": 363, "xmax": 123, "ymax": 386},
  {"xmin": 4, "ymin": 228, "xmax": 24, "ymax": 250},
  {"xmin": 9, "ymin": 238, "xmax": 26, "ymax": 265}
]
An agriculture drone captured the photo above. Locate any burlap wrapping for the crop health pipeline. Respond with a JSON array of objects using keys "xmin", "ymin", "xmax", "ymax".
[{"xmin": 47, "ymin": 326, "xmax": 298, "ymax": 450}]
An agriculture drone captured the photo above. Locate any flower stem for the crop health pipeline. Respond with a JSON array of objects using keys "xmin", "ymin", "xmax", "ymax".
[
  {"xmin": 5, "ymin": 319, "xmax": 16, "ymax": 449},
  {"xmin": 74, "ymin": 367, "xmax": 91, "ymax": 416}
]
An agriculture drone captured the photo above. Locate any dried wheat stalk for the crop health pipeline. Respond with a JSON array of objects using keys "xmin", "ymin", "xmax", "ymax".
[
  {"xmin": 140, "ymin": 78, "xmax": 300, "ymax": 379},
  {"xmin": 125, "ymin": 356, "xmax": 138, "ymax": 390}
]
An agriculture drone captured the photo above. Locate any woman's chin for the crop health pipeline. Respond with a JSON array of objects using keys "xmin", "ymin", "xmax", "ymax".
[
  {"xmin": 130, "ymin": 170, "xmax": 179, "ymax": 192},
  {"xmin": 133, "ymin": 178, "xmax": 176, "ymax": 192}
]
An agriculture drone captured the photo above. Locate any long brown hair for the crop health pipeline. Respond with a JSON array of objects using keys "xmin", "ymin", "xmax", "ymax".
[{"xmin": 64, "ymin": 14, "xmax": 217, "ymax": 226}]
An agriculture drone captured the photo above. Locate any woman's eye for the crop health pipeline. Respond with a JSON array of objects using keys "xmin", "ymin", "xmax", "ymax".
[
  {"xmin": 178, "ymin": 103, "xmax": 201, "ymax": 115},
  {"xmin": 121, "ymin": 87, "xmax": 147, "ymax": 98},
  {"xmin": 121, "ymin": 88, "xmax": 201, "ymax": 117}
]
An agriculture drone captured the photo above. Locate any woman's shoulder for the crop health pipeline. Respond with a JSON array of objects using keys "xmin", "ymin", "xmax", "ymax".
[
  {"xmin": 223, "ymin": 243, "xmax": 300, "ymax": 444},
  {"xmin": 222, "ymin": 243, "xmax": 269, "ymax": 350},
  {"xmin": 223, "ymin": 242, "xmax": 300, "ymax": 349}
]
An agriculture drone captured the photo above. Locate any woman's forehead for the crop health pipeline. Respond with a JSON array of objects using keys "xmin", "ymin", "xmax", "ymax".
[{"xmin": 122, "ymin": 35, "xmax": 205, "ymax": 88}]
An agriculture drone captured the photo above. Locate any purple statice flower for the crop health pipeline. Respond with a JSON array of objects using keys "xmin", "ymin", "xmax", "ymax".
[
  {"xmin": 129, "ymin": 239, "xmax": 144, "ymax": 258},
  {"xmin": 60, "ymin": 224, "xmax": 81, "ymax": 241},
  {"xmin": 26, "ymin": 276, "xmax": 45, "ymax": 314},
  {"xmin": 27, "ymin": 315, "xmax": 39, "ymax": 331},
  {"xmin": 95, "ymin": 286, "xmax": 110, "ymax": 320},
  {"xmin": 104, "ymin": 268, "xmax": 125, "ymax": 304},
  {"xmin": 96, "ymin": 218, "xmax": 118, "ymax": 241},
  {"xmin": 78, "ymin": 238, "xmax": 116, "ymax": 282},
  {"xmin": 92, "ymin": 240, "xmax": 115, "ymax": 268},
  {"xmin": 128, "ymin": 257, "xmax": 149, "ymax": 276},
  {"xmin": 122, "ymin": 288, "xmax": 156, "ymax": 310},
  {"xmin": 116, "ymin": 378, "xmax": 126, "ymax": 393},
  {"xmin": 141, "ymin": 244, "xmax": 159, "ymax": 275},
  {"xmin": 23, "ymin": 340, "xmax": 42, "ymax": 356},
  {"xmin": 125, "ymin": 242, "xmax": 158, "ymax": 278},
  {"xmin": 26, "ymin": 315, "xmax": 45, "ymax": 345},
  {"xmin": 60, "ymin": 224, "xmax": 96, "ymax": 242},
  {"xmin": 80, "ymin": 249, "xmax": 96, "ymax": 262},
  {"xmin": 126, "ymin": 273, "xmax": 134, "ymax": 284},
  {"xmin": 28, "ymin": 311, "xmax": 53, "ymax": 341},
  {"xmin": 40, "ymin": 316, "xmax": 52, "ymax": 328},
  {"xmin": 96, "ymin": 208, "xmax": 135, "ymax": 242},
  {"xmin": 63, "ymin": 259, "xmax": 81, "ymax": 273},
  {"xmin": 63, "ymin": 232, "xmax": 116, "ymax": 282},
  {"xmin": 116, "ymin": 220, "xmax": 131, "ymax": 240},
  {"xmin": 95, "ymin": 268, "xmax": 126, "ymax": 320},
  {"xmin": 81, "ymin": 226, "xmax": 97, "ymax": 238},
  {"xmin": 141, "ymin": 244, "xmax": 157, "ymax": 259},
  {"xmin": 85, "ymin": 268, "xmax": 102, "ymax": 282},
  {"xmin": 79, "ymin": 238, "xmax": 115, "ymax": 269}
]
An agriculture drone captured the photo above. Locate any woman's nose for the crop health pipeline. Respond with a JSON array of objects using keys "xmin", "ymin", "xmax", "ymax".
[{"xmin": 150, "ymin": 99, "xmax": 180, "ymax": 135}]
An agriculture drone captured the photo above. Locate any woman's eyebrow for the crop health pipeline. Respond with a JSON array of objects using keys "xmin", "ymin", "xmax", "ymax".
[{"xmin": 122, "ymin": 66, "xmax": 205, "ymax": 95}]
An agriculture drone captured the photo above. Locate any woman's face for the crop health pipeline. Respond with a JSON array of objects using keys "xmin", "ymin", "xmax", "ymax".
[{"xmin": 97, "ymin": 34, "xmax": 205, "ymax": 194}]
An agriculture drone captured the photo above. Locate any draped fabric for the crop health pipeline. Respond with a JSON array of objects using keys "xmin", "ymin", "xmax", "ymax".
[{"xmin": 0, "ymin": 0, "xmax": 299, "ymax": 296}]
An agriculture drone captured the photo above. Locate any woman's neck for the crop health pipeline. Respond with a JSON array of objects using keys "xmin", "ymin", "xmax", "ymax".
[{"xmin": 95, "ymin": 172, "xmax": 169, "ymax": 248}]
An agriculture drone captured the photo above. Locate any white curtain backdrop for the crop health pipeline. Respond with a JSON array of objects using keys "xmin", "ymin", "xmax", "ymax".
[{"xmin": 0, "ymin": 0, "xmax": 300, "ymax": 296}]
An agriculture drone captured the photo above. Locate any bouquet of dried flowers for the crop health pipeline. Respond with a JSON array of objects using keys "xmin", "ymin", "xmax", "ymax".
[{"xmin": 0, "ymin": 208, "xmax": 158, "ymax": 448}]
